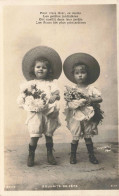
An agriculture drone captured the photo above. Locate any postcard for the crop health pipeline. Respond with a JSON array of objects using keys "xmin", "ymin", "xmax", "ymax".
[{"xmin": 0, "ymin": 0, "xmax": 119, "ymax": 196}]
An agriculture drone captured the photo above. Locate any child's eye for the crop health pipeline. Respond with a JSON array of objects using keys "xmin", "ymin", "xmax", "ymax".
[{"xmin": 36, "ymin": 66, "xmax": 40, "ymax": 68}]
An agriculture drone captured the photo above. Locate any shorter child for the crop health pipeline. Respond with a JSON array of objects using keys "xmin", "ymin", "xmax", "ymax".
[
  {"xmin": 63, "ymin": 53, "xmax": 104, "ymax": 164},
  {"xmin": 17, "ymin": 46, "xmax": 62, "ymax": 167}
]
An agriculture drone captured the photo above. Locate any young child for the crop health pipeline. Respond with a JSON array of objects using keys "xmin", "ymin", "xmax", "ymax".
[
  {"xmin": 63, "ymin": 53, "xmax": 104, "ymax": 164},
  {"xmin": 17, "ymin": 46, "xmax": 62, "ymax": 167}
]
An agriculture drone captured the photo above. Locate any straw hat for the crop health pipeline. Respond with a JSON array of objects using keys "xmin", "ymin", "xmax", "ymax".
[
  {"xmin": 22, "ymin": 46, "xmax": 62, "ymax": 80},
  {"xmin": 63, "ymin": 53, "xmax": 100, "ymax": 84}
]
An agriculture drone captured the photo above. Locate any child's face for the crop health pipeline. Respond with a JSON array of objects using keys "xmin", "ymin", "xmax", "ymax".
[
  {"xmin": 34, "ymin": 61, "xmax": 48, "ymax": 79},
  {"xmin": 73, "ymin": 65, "xmax": 87, "ymax": 84}
]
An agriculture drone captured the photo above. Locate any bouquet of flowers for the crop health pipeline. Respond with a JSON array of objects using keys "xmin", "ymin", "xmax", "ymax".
[
  {"xmin": 64, "ymin": 86, "xmax": 104, "ymax": 124},
  {"xmin": 17, "ymin": 81, "xmax": 49, "ymax": 112},
  {"xmin": 64, "ymin": 86, "xmax": 88, "ymax": 102}
]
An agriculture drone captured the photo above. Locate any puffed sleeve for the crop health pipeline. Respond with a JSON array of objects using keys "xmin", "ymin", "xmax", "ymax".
[
  {"xmin": 50, "ymin": 79, "xmax": 60, "ymax": 92},
  {"xmin": 50, "ymin": 80, "xmax": 60, "ymax": 100},
  {"xmin": 89, "ymin": 86, "xmax": 102, "ymax": 98}
]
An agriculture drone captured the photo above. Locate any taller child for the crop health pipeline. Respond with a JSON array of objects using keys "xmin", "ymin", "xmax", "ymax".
[{"xmin": 17, "ymin": 46, "xmax": 62, "ymax": 167}]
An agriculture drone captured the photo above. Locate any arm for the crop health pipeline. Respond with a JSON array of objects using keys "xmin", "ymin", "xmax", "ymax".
[
  {"xmin": 87, "ymin": 86, "xmax": 103, "ymax": 104},
  {"xmin": 52, "ymin": 90, "xmax": 60, "ymax": 100},
  {"xmin": 49, "ymin": 90, "xmax": 60, "ymax": 104},
  {"xmin": 87, "ymin": 96, "xmax": 103, "ymax": 104}
]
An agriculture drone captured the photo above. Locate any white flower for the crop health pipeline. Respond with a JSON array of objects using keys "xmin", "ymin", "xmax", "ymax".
[
  {"xmin": 34, "ymin": 99, "xmax": 46, "ymax": 111},
  {"xmin": 21, "ymin": 93, "xmax": 26, "ymax": 98},
  {"xmin": 37, "ymin": 99, "xmax": 44, "ymax": 106},
  {"xmin": 25, "ymin": 96, "xmax": 34, "ymax": 105},
  {"xmin": 24, "ymin": 104, "xmax": 38, "ymax": 112},
  {"xmin": 17, "ymin": 93, "xmax": 25, "ymax": 106},
  {"xmin": 18, "ymin": 80, "xmax": 51, "ymax": 112},
  {"xmin": 24, "ymin": 98, "xmax": 37, "ymax": 112}
]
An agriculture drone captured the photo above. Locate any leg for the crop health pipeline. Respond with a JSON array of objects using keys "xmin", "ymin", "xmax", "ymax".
[
  {"xmin": 70, "ymin": 140, "xmax": 79, "ymax": 164},
  {"xmin": 27, "ymin": 137, "xmax": 39, "ymax": 167},
  {"xmin": 44, "ymin": 111, "xmax": 60, "ymax": 165},
  {"xmin": 29, "ymin": 137, "xmax": 39, "ymax": 146},
  {"xmin": 84, "ymin": 138, "xmax": 99, "ymax": 164},
  {"xmin": 45, "ymin": 135, "xmax": 57, "ymax": 165}
]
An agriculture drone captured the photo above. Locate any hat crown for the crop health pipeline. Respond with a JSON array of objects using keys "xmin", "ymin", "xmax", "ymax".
[
  {"xmin": 63, "ymin": 53, "xmax": 100, "ymax": 84},
  {"xmin": 22, "ymin": 46, "xmax": 62, "ymax": 81}
]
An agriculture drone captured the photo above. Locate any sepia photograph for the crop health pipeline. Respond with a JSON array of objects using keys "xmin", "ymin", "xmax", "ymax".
[{"xmin": 0, "ymin": 0, "xmax": 119, "ymax": 195}]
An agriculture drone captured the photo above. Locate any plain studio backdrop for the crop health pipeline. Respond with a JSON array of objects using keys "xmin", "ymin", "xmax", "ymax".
[{"xmin": 3, "ymin": 4, "xmax": 118, "ymax": 145}]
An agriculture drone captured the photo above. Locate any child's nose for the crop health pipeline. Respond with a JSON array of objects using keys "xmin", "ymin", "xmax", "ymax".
[{"xmin": 79, "ymin": 73, "xmax": 82, "ymax": 77}]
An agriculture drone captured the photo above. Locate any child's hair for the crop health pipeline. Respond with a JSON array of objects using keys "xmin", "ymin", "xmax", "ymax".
[
  {"xmin": 72, "ymin": 63, "xmax": 90, "ymax": 84},
  {"xmin": 29, "ymin": 57, "xmax": 54, "ymax": 80}
]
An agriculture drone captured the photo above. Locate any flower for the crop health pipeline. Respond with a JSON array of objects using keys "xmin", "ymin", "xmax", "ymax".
[
  {"xmin": 64, "ymin": 85, "xmax": 104, "ymax": 124},
  {"xmin": 17, "ymin": 81, "xmax": 49, "ymax": 112},
  {"xmin": 25, "ymin": 96, "xmax": 34, "ymax": 104},
  {"xmin": 17, "ymin": 93, "xmax": 26, "ymax": 106},
  {"xmin": 64, "ymin": 86, "xmax": 87, "ymax": 102}
]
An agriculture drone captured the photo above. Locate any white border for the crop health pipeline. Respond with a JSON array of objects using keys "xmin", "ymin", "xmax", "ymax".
[
  {"xmin": 0, "ymin": 0, "xmax": 118, "ymax": 196},
  {"xmin": 0, "ymin": 0, "xmax": 118, "ymax": 6}
]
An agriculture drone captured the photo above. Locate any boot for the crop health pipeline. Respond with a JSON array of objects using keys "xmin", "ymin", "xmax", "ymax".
[
  {"xmin": 46, "ymin": 143, "xmax": 57, "ymax": 165},
  {"xmin": 70, "ymin": 143, "xmax": 78, "ymax": 164},
  {"xmin": 27, "ymin": 144, "xmax": 37, "ymax": 167},
  {"xmin": 86, "ymin": 143, "xmax": 99, "ymax": 164}
]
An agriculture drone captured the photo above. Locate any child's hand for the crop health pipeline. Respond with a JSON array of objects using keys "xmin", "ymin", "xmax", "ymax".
[
  {"xmin": 49, "ymin": 95, "xmax": 57, "ymax": 104},
  {"xmin": 87, "ymin": 96, "xmax": 103, "ymax": 105},
  {"xmin": 49, "ymin": 90, "xmax": 60, "ymax": 103},
  {"xmin": 86, "ymin": 97, "xmax": 92, "ymax": 105},
  {"xmin": 78, "ymin": 99, "xmax": 87, "ymax": 107}
]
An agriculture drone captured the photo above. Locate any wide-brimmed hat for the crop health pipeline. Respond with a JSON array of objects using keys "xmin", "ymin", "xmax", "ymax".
[
  {"xmin": 22, "ymin": 46, "xmax": 62, "ymax": 80},
  {"xmin": 63, "ymin": 53, "xmax": 100, "ymax": 84}
]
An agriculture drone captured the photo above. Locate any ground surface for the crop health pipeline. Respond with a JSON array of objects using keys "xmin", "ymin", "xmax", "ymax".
[{"xmin": 4, "ymin": 141, "xmax": 119, "ymax": 191}]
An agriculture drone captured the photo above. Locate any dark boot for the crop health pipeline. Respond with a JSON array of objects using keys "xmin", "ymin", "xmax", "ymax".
[
  {"xmin": 86, "ymin": 143, "xmax": 99, "ymax": 164},
  {"xmin": 46, "ymin": 143, "xmax": 57, "ymax": 165},
  {"xmin": 70, "ymin": 143, "xmax": 78, "ymax": 164},
  {"xmin": 27, "ymin": 144, "xmax": 37, "ymax": 167}
]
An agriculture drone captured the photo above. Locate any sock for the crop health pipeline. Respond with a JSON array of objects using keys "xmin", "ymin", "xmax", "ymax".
[{"xmin": 45, "ymin": 135, "xmax": 53, "ymax": 143}]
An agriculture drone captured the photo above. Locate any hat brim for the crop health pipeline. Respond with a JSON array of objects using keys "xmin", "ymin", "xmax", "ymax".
[
  {"xmin": 22, "ymin": 46, "xmax": 62, "ymax": 80},
  {"xmin": 63, "ymin": 53, "xmax": 100, "ymax": 84}
]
